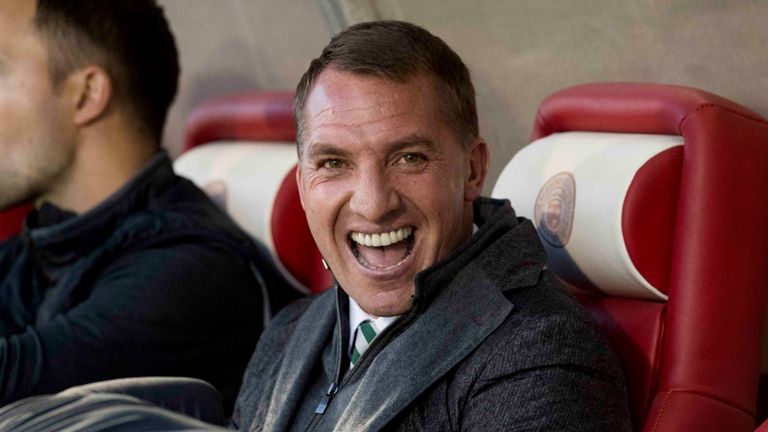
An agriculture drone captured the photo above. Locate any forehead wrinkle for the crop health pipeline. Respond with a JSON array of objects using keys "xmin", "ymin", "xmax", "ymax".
[
  {"xmin": 305, "ymin": 142, "xmax": 352, "ymax": 160},
  {"xmin": 309, "ymin": 113, "xmax": 417, "ymax": 153},
  {"xmin": 385, "ymin": 134, "xmax": 437, "ymax": 153},
  {"xmin": 312, "ymin": 100, "xmax": 411, "ymax": 128}
]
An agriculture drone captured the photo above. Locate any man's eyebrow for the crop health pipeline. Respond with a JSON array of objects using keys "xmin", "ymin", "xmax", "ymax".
[
  {"xmin": 304, "ymin": 135, "xmax": 437, "ymax": 161},
  {"xmin": 386, "ymin": 135, "xmax": 437, "ymax": 153},
  {"xmin": 305, "ymin": 143, "xmax": 352, "ymax": 160}
]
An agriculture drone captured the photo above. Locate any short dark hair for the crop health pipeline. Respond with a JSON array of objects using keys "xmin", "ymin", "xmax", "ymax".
[
  {"xmin": 294, "ymin": 20, "xmax": 478, "ymax": 157},
  {"xmin": 34, "ymin": 0, "xmax": 180, "ymax": 143}
]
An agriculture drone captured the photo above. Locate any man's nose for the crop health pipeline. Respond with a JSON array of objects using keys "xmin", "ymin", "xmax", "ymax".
[{"xmin": 348, "ymin": 168, "xmax": 401, "ymax": 222}]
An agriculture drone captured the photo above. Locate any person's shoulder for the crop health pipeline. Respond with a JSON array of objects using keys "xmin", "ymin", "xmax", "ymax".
[
  {"xmin": 264, "ymin": 288, "xmax": 334, "ymax": 334},
  {"xmin": 268, "ymin": 296, "xmax": 316, "ymax": 331},
  {"xmin": 504, "ymin": 270, "xmax": 592, "ymax": 322},
  {"xmin": 112, "ymin": 180, "xmax": 253, "ymax": 261},
  {"xmin": 453, "ymin": 273, "xmax": 631, "ymax": 431},
  {"xmin": 247, "ymin": 290, "xmax": 333, "ymax": 366},
  {"xmin": 486, "ymin": 271, "xmax": 620, "ymax": 374},
  {"xmin": 132, "ymin": 168, "xmax": 246, "ymax": 240},
  {"xmin": 233, "ymin": 293, "xmax": 323, "ymax": 424}
]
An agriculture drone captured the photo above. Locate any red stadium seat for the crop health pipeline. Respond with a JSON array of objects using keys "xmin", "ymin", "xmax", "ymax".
[
  {"xmin": 176, "ymin": 91, "xmax": 333, "ymax": 293},
  {"xmin": 183, "ymin": 91, "xmax": 296, "ymax": 152},
  {"xmin": 177, "ymin": 85, "xmax": 768, "ymax": 429},
  {"xmin": 493, "ymin": 83, "xmax": 768, "ymax": 432}
]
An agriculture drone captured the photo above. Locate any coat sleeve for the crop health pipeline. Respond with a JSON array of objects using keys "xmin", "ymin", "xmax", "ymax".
[
  {"xmin": 0, "ymin": 242, "xmax": 263, "ymax": 409},
  {"xmin": 460, "ymin": 310, "xmax": 633, "ymax": 432}
]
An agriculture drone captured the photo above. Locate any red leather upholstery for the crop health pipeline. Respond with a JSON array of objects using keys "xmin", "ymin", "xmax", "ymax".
[
  {"xmin": 495, "ymin": 129, "xmax": 675, "ymax": 427},
  {"xmin": 622, "ymin": 146, "xmax": 682, "ymax": 294},
  {"xmin": 757, "ymin": 419, "xmax": 768, "ymax": 432},
  {"xmin": 532, "ymin": 83, "xmax": 763, "ymax": 138},
  {"xmin": 575, "ymin": 294, "xmax": 665, "ymax": 428},
  {"xmin": 0, "ymin": 203, "xmax": 32, "ymax": 242},
  {"xmin": 271, "ymin": 166, "xmax": 331, "ymax": 292},
  {"xmin": 181, "ymin": 91, "xmax": 333, "ymax": 293},
  {"xmin": 183, "ymin": 92, "xmax": 296, "ymax": 152},
  {"xmin": 532, "ymin": 83, "xmax": 768, "ymax": 432}
]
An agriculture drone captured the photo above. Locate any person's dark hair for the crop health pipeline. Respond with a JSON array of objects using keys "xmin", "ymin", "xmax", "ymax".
[
  {"xmin": 294, "ymin": 20, "xmax": 478, "ymax": 157},
  {"xmin": 34, "ymin": 0, "xmax": 180, "ymax": 143}
]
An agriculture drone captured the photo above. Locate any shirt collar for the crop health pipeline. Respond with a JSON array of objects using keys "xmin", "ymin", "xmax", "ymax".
[{"xmin": 348, "ymin": 297, "xmax": 399, "ymax": 352}]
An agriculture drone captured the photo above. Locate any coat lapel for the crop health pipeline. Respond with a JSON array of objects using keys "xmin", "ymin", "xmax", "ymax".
[
  {"xmin": 335, "ymin": 265, "xmax": 513, "ymax": 431},
  {"xmin": 262, "ymin": 288, "xmax": 337, "ymax": 432}
]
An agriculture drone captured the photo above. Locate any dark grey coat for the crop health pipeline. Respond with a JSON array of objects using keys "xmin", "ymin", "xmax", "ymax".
[{"xmin": 232, "ymin": 198, "xmax": 632, "ymax": 432}]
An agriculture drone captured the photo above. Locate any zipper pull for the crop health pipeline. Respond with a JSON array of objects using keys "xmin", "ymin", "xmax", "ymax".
[{"xmin": 314, "ymin": 382, "xmax": 338, "ymax": 414}]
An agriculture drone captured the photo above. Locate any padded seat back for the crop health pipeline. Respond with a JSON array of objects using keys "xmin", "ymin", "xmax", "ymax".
[
  {"xmin": 174, "ymin": 143, "xmax": 332, "ymax": 292},
  {"xmin": 493, "ymin": 83, "xmax": 768, "ymax": 432},
  {"xmin": 494, "ymin": 131, "xmax": 680, "ymax": 428}
]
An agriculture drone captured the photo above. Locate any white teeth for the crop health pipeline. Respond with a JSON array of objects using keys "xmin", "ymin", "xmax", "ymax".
[{"xmin": 351, "ymin": 226, "xmax": 413, "ymax": 248}]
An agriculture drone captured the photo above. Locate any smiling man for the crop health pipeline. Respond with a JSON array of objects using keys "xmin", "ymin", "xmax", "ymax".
[
  {"xmin": 298, "ymin": 69, "xmax": 481, "ymax": 319},
  {"xmin": 228, "ymin": 21, "xmax": 631, "ymax": 431}
]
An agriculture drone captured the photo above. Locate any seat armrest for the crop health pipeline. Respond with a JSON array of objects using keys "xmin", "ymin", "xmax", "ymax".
[{"xmin": 59, "ymin": 376, "xmax": 224, "ymax": 425}]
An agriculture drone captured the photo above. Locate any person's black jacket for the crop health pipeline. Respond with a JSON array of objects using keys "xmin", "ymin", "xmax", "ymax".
[{"xmin": 0, "ymin": 152, "xmax": 296, "ymax": 411}]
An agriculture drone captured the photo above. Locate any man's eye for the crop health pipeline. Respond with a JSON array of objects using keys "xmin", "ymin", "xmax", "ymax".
[
  {"xmin": 322, "ymin": 159, "xmax": 344, "ymax": 169},
  {"xmin": 397, "ymin": 154, "xmax": 425, "ymax": 164}
]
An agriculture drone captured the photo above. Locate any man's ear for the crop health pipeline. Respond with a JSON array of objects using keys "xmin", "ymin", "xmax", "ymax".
[
  {"xmin": 296, "ymin": 163, "xmax": 306, "ymax": 210},
  {"xmin": 68, "ymin": 66, "xmax": 113, "ymax": 126},
  {"xmin": 464, "ymin": 137, "xmax": 490, "ymax": 202}
]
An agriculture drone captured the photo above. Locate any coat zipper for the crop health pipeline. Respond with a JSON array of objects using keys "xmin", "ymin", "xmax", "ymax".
[
  {"xmin": 302, "ymin": 288, "xmax": 424, "ymax": 432},
  {"xmin": 303, "ymin": 286, "xmax": 348, "ymax": 432}
]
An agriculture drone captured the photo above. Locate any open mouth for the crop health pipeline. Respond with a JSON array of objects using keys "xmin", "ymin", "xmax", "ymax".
[{"xmin": 348, "ymin": 226, "xmax": 415, "ymax": 271}]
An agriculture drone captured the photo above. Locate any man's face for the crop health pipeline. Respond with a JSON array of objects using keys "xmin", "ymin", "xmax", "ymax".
[
  {"xmin": 0, "ymin": 0, "xmax": 75, "ymax": 210},
  {"xmin": 298, "ymin": 69, "xmax": 486, "ymax": 317}
]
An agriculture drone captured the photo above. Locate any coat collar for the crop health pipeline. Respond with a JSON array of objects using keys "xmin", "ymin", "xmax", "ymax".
[
  {"xmin": 412, "ymin": 197, "xmax": 545, "ymax": 309},
  {"xmin": 23, "ymin": 152, "xmax": 171, "ymax": 273}
]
